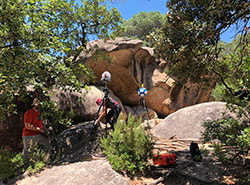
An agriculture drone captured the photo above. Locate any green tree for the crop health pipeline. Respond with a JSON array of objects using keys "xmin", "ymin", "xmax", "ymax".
[
  {"xmin": 152, "ymin": 1, "xmax": 249, "ymax": 180},
  {"xmin": 152, "ymin": 0, "xmax": 249, "ymax": 85},
  {"xmin": 0, "ymin": 0, "xmax": 123, "ymax": 118},
  {"xmin": 121, "ymin": 11, "xmax": 165, "ymax": 46},
  {"xmin": 212, "ymin": 33, "xmax": 250, "ymax": 102}
]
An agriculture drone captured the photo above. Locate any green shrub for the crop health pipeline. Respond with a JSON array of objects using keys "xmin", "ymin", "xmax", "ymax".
[
  {"xmin": 202, "ymin": 112, "xmax": 250, "ymax": 164},
  {"xmin": 39, "ymin": 100, "xmax": 74, "ymax": 135},
  {"xmin": 0, "ymin": 148, "xmax": 24, "ymax": 179},
  {"xmin": 0, "ymin": 144, "xmax": 48, "ymax": 180},
  {"xmin": 26, "ymin": 143, "xmax": 47, "ymax": 174},
  {"xmin": 27, "ymin": 161, "xmax": 45, "ymax": 174},
  {"xmin": 100, "ymin": 115, "xmax": 154, "ymax": 175}
]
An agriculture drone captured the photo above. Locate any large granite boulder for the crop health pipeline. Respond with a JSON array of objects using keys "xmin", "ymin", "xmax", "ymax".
[
  {"xmin": 131, "ymin": 105, "xmax": 158, "ymax": 121},
  {"xmin": 78, "ymin": 38, "xmax": 215, "ymax": 117},
  {"xmin": 56, "ymin": 121, "xmax": 96, "ymax": 160},
  {"xmin": 12, "ymin": 160, "xmax": 130, "ymax": 185},
  {"xmin": 153, "ymin": 102, "xmax": 235, "ymax": 140},
  {"xmin": 145, "ymin": 60, "xmax": 216, "ymax": 117},
  {"xmin": 51, "ymin": 86, "xmax": 126, "ymax": 122},
  {"xmin": 0, "ymin": 113, "xmax": 24, "ymax": 152},
  {"xmin": 78, "ymin": 38, "xmax": 158, "ymax": 105},
  {"xmin": 0, "ymin": 96, "xmax": 33, "ymax": 152},
  {"xmin": 50, "ymin": 86, "xmax": 102, "ymax": 122}
]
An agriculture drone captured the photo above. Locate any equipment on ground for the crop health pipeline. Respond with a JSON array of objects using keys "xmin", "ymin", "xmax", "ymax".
[
  {"xmin": 152, "ymin": 153, "xmax": 177, "ymax": 166},
  {"xmin": 190, "ymin": 141, "xmax": 202, "ymax": 161}
]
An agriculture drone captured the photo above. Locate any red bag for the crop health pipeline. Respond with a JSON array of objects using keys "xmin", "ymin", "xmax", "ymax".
[{"xmin": 152, "ymin": 153, "xmax": 177, "ymax": 166}]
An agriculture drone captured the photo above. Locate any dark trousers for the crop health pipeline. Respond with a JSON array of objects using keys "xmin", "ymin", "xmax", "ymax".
[{"xmin": 106, "ymin": 105, "xmax": 121, "ymax": 130}]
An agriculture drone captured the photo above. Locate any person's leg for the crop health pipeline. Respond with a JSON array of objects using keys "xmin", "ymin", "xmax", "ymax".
[
  {"xmin": 107, "ymin": 109, "xmax": 114, "ymax": 123},
  {"xmin": 107, "ymin": 109, "xmax": 115, "ymax": 130},
  {"xmin": 22, "ymin": 136, "xmax": 33, "ymax": 159},
  {"xmin": 34, "ymin": 134, "xmax": 51, "ymax": 154},
  {"xmin": 31, "ymin": 134, "xmax": 51, "ymax": 160},
  {"xmin": 112, "ymin": 105, "xmax": 122, "ymax": 125}
]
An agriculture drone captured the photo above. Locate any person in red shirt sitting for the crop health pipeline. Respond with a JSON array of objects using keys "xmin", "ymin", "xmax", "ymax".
[{"xmin": 22, "ymin": 98, "xmax": 50, "ymax": 159}]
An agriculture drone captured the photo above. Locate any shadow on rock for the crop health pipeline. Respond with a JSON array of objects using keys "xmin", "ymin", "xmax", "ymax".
[{"xmin": 55, "ymin": 121, "xmax": 105, "ymax": 163}]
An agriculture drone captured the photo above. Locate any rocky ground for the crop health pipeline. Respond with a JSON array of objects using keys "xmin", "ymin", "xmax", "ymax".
[
  {"xmin": 128, "ymin": 136, "xmax": 240, "ymax": 185},
  {"xmin": 2, "ymin": 122, "xmax": 248, "ymax": 185}
]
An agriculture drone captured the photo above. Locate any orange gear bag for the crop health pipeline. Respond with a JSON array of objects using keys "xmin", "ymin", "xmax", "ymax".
[{"xmin": 152, "ymin": 153, "xmax": 177, "ymax": 166}]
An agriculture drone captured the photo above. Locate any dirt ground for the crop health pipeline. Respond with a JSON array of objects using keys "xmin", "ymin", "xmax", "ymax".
[{"xmin": 127, "ymin": 136, "xmax": 250, "ymax": 185}]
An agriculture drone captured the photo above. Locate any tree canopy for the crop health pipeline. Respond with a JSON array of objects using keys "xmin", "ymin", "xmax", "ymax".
[
  {"xmin": 0, "ymin": 0, "xmax": 123, "ymax": 118},
  {"xmin": 152, "ymin": 1, "xmax": 249, "ymax": 176},
  {"xmin": 153, "ymin": 0, "xmax": 249, "ymax": 85},
  {"xmin": 212, "ymin": 33, "xmax": 250, "ymax": 102},
  {"xmin": 121, "ymin": 11, "xmax": 165, "ymax": 46}
]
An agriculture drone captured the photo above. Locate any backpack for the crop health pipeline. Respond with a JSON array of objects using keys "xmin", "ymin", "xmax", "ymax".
[
  {"xmin": 190, "ymin": 141, "xmax": 202, "ymax": 161},
  {"xmin": 106, "ymin": 97, "xmax": 119, "ymax": 109}
]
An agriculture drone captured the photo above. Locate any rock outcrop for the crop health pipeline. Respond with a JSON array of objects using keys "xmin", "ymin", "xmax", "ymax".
[
  {"xmin": 78, "ymin": 38, "xmax": 158, "ymax": 105},
  {"xmin": 147, "ymin": 62, "xmax": 215, "ymax": 116},
  {"xmin": 12, "ymin": 160, "xmax": 130, "ymax": 185},
  {"xmin": 51, "ymin": 86, "xmax": 102, "ymax": 122},
  {"xmin": 0, "ymin": 96, "xmax": 33, "ymax": 152},
  {"xmin": 153, "ymin": 102, "xmax": 234, "ymax": 140},
  {"xmin": 131, "ymin": 105, "xmax": 158, "ymax": 121},
  {"xmin": 51, "ymin": 86, "xmax": 126, "ymax": 122},
  {"xmin": 56, "ymin": 121, "xmax": 95, "ymax": 160},
  {"xmin": 78, "ymin": 38, "xmax": 215, "ymax": 117}
]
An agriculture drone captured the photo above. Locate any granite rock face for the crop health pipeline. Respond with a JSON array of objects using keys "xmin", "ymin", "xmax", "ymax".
[
  {"xmin": 0, "ymin": 95, "xmax": 33, "ymax": 152},
  {"xmin": 146, "ymin": 60, "xmax": 215, "ymax": 117},
  {"xmin": 78, "ymin": 38, "xmax": 215, "ymax": 117},
  {"xmin": 78, "ymin": 38, "xmax": 158, "ymax": 105},
  {"xmin": 56, "ymin": 121, "xmax": 95, "ymax": 159},
  {"xmin": 13, "ymin": 160, "xmax": 130, "ymax": 185},
  {"xmin": 50, "ymin": 86, "xmax": 126, "ymax": 122},
  {"xmin": 153, "ymin": 102, "xmax": 235, "ymax": 140}
]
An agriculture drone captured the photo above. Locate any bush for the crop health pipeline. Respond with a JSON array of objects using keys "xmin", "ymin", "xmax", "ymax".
[
  {"xmin": 100, "ymin": 115, "xmax": 154, "ymax": 175},
  {"xmin": 0, "ymin": 144, "xmax": 48, "ymax": 180},
  {"xmin": 26, "ymin": 143, "xmax": 47, "ymax": 174},
  {"xmin": 202, "ymin": 110, "xmax": 250, "ymax": 164},
  {"xmin": 39, "ymin": 100, "xmax": 74, "ymax": 135},
  {"xmin": 0, "ymin": 148, "xmax": 24, "ymax": 180}
]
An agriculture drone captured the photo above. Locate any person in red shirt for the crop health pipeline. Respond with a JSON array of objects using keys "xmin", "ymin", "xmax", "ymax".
[{"xmin": 22, "ymin": 98, "xmax": 50, "ymax": 159}]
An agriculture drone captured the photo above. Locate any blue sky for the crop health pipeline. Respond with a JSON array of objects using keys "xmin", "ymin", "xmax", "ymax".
[
  {"xmin": 110, "ymin": 0, "xmax": 244, "ymax": 43},
  {"xmin": 110, "ymin": 0, "xmax": 168, "ymax": 20},
  {"xmin": 76, "ymin": 0, "xmax": 247, "ymax": 43}
]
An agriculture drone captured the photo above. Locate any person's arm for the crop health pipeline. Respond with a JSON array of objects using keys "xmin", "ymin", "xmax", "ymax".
[
  {"xmin": 24, "ymin": 122, "xmax": 45, "ymax": 133},
  {"xmin": 96, "ymin": 105, "xmax": 106, "ymax": 123}
]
